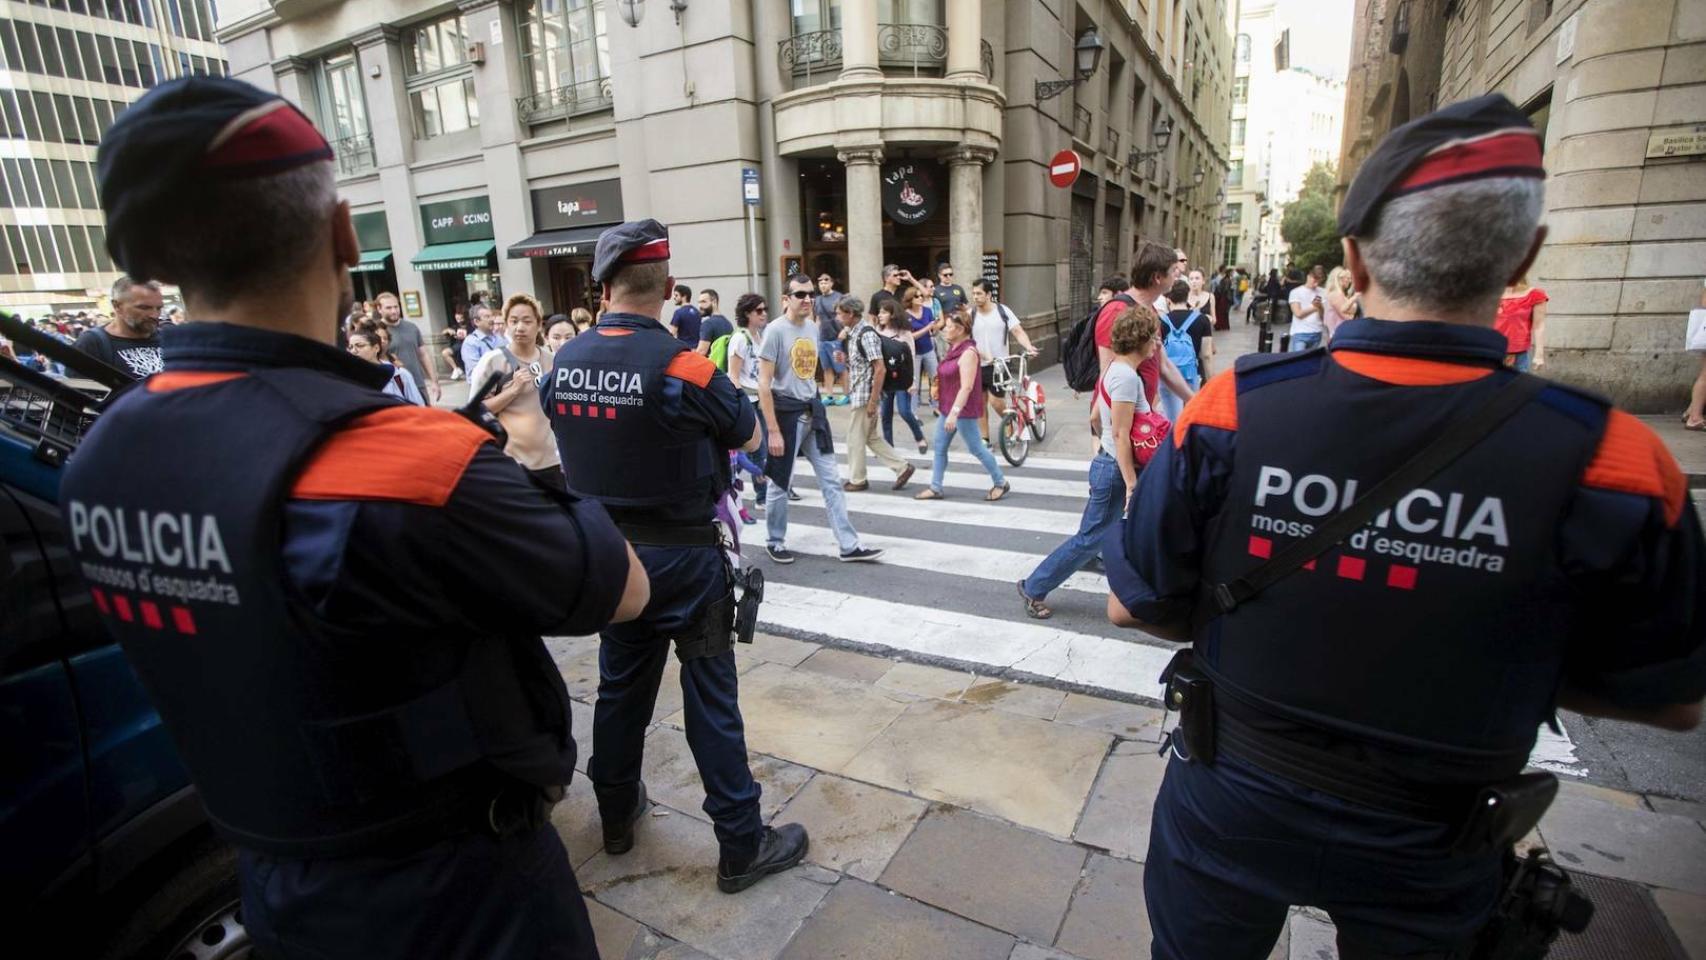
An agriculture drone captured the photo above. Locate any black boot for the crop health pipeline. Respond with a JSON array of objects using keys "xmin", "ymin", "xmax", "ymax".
[
  {"xmin": 717, "ymin": 823, "xmax": 809, "ymax": 894},
  {"xmin": 599, "ymin": 781, "xmax": 648, "ymax": 855}
]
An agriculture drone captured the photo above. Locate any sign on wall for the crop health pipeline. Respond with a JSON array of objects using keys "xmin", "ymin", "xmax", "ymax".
[
  {"xmin": 420, "ymin": 196, "xmax": 494, "ymax": 245},
  {"xmin": 352, "ymin": 210, "xmax": 390, "ymax": 251},
  {"xmin": 530, "ymin": 180, "xmax": 624, "ymax": 231},
  {"xmin": 1646, "ymin": 124, "xmax": 1706, "ymax": 160},
  {"xmin": 881, "ymin": 161, "xmax": 940, "ymax": 225},
  {"xmin": 981, "ymin": 250, "xmax": 1002, "ymax": 302},
  {"xmin": 401, "ymin": 291, "xmax": 423, "ymax": 317}
]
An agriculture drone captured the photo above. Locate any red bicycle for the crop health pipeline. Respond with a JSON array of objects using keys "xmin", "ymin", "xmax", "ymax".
[{"xmin": 991, "ymin": 353, "xmax": 1047, "ymax": 466}]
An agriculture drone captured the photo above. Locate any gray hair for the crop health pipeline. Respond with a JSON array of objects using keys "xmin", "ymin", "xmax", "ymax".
[
  {"xmin": 1358, "ymin": 177, "xmax": 1544, "ymax": 316},
  {"xmin": 129, "ymin": 161, "xmax": 338, "ymax": 308},
  {"xmin": 110, "ymin": 275, "xmax": 161, "ymax": 305}
]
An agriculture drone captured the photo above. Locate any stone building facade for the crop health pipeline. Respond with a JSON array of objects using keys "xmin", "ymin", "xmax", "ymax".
[
  {"xmin": 1337, "ymin": 0, "xmax": 1706, "ymax": 410},
  {"xmin": 213, "ymin": 0, "xmax": 1233, "ymax": 363}
]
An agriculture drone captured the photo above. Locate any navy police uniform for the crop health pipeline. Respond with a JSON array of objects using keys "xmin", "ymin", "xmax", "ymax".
[
  {"xmin": 65, "ymin": 77, "xmax": 630, "ymax": 959},
  {"xmin": 549, "ymin": 220, "xmax": 804, "ymax": 886},
  {"xmin": 1105, "ymin": 96, "xmax": 1706, "ymax": 959}
]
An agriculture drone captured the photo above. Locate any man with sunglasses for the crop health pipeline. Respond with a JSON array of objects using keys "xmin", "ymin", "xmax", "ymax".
[{"xmin": 935, "ymin": 263, "xmax": 967, "ymax": 316}]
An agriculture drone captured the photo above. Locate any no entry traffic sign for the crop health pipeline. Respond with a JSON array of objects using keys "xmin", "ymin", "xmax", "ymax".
[{"xmin": 1048, "ymin": 149, "xmax": 1081, "ymax": 188}]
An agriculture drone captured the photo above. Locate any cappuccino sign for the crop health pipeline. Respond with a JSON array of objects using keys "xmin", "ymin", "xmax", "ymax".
[{"xmin": 419, "ymin": 196, "xmax": 495, "ymax": 244}]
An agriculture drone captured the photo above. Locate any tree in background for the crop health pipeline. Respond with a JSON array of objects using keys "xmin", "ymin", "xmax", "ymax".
[{"xmin": 1281, "ymin": 162, "xmax": 1344, "ymax": 271}]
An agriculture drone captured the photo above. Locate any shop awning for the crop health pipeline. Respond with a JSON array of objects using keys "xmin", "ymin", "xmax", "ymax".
[
  {"xmin": 349, "ymin": 248, "xmax": 392, "ymax": 273},
  {"xmin": 507, "ymin": 225, "xmax": 608, "ymax": 259},
  {"xmin": 411, "ymin": 240, "xmax": 497, "ymax": 271}
]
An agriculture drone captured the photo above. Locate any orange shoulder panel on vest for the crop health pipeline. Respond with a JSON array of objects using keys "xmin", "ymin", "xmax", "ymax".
[
  {"xmin": 1172, "ymin": 369, "xmax": 1238, "ymax": 447},
  {"xmin": 291, "ymin": 405, "xmax": 492, "ymax": 507},
  {"xmin": 664, "ymin": 350, "xmax": 716, "ymax": 389},
  {"xmin": 146, "ymin": 371, "xmax": 247, "ymax": 392},
  {"xmin": 1332, "ymin": 351, "xmax": 1495, "ymax": 386},
  {"xmin": 1581, "ymin": 409, "xmax": 1687, "ymax": 527}
]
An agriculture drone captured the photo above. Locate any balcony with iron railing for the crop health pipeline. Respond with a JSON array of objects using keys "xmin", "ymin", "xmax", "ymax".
[
  {"xmin": 331, "ymin": 132, "xmax": 375, "ymax": 177},
  {"xmin": 516, "ymin": 76, "xmax": 615, "ymax": 126},
  {"xmin": 778, "ymin": 26, "xmax": 995, "ymax": 86}
]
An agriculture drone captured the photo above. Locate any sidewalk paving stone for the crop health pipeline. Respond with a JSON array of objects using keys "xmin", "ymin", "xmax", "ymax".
[
  {"xmin": 879, "ymin": 805, "xmax": 1088, "ymax": 943},
  {"xmin": 1288, "ymin": 912, "xmax": 1340, "ymax": 959},
  {"xmin": 705, "ymin": 661, "xmax": 909, "ymax": 772},
  {"xmin": 550, "ymin": 775, "xmax": 606, "ymax": 870},
  {"xmin": 1009, "ymin": 946, "xmax": 1089, "ymax": 960},
  {"xmin": 1653, "ymin": 888, "xmax": 1706, "ymax": 960},
  {"xmin": 841, "ymin": 698, "xmax": 1113, "ymax": 838},
  {"xmin": 962, "ymin": 676, "xmax": 1069, "ymax": 720},
  {"xmin": 797, "ymin": 647, "xmax": 897, "ymax": 684},
  {"xmin": 1053, "ymin": 854, "xmax": 1150, "ymax": 960},
  {"xmin": 550, "ymin": 636, "xmax": 603, "ymax": 699},
  {"xmin": 777, "ymin": 877, "xmax": 1016, "ymax": 960},
  {"xmin": 1052, "ymin": 692, "xmax": 1166, "ymax": 742},
  {"xmin": 578, "ymin": 809, "xmax": 831, "ymax": 960},
  {"xmin": 877, "ymin": 661, "xmax": 978, "ymax": 700},
  {"xmin": 571, "ymin": 697, "xmax": 593, "ymax": 772},
  {"xmin": 1647, "ymin": 795, "xmax": 1706, "ymax": 824},
  {"xmin": 773, "ymin": 772, "xmax": 929, "ymax": 881},
  {"xmin": 639, "ymin": 724, "xmax": 814, "ymax": 825},
  {"xmin": 586, "ymin": 899, "xmax": 647, "ymax": 959},
  {"xmin": 1072, "ymin": 739, "xmax": 1168, "ymax": 860},
  {"xmin": 1538, "ymin": 786, "xmax": 1706, "ymax": 895},
  {"xmin": 739, "ymin": 633, "xmax": 821, "ymax": 668}
]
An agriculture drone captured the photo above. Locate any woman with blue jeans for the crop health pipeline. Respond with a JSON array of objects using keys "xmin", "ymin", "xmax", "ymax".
[
  {"xmin": 875, "ymin": 301, "xmax": 928, "ymax": 453},
  {"xmin": 1018, "ymin": 305, "xmax": 1158, "ymax": 618},
  {"xmin": 913, "ymin": 309, "xmax": 1010, "ymax": 501}
]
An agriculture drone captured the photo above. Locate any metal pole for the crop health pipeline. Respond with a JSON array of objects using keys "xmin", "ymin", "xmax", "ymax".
[{"xmin": 746, "ymin": 203, "xmax": 760, "ymax": 294}]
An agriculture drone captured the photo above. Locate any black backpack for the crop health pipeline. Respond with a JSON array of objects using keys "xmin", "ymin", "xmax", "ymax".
[
  {"xmin": 1062, "ymin": 293, "xmax": 1133, "ymax": 392},
  {"xmin": 858, "ymin": 327, "xmax": 915, "ymax": 392}
]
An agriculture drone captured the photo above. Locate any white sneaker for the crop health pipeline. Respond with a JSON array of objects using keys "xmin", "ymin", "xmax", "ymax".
[{"xmin": 450, "ymin": 369, "xmax": 464, "ymax": 380}]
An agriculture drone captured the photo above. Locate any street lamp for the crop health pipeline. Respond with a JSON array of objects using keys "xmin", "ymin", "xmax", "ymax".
[
  {"xmin": 1035, "ymin": 28, "xmax": 1106, "ymax": 100},
  {"xmin": 1193, "ymin": 166, "xmax": 1206, "ymax": 187},
  {"xmin": 616, "ymin": 0, "xmax": 688, "ymax": 27},
  {"xmin": 1127, "ymin": 117, "xmax": 1174, "ymax": 167}
]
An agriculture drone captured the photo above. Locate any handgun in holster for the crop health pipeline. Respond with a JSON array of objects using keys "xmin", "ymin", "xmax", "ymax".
[
  {"xmin": 1158, "ymin": 649, "xmax": 1215, "ymax": 765},
  {"xmin": 1453, "ymin": 773, "xmax": 1594, "ymax": 958},
  {"xmin": 733, "ymin": 566, "xmax": 763, "ymax": 646}
]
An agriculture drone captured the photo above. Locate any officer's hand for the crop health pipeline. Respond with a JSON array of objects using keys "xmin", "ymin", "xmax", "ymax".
[{"xmin": 768, "ymin": 432, "xmax": 785, "ymax": 457}]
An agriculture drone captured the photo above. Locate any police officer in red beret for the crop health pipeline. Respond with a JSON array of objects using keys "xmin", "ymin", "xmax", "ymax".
[
  {"xmin": 1106, "ymin": 94, "xmax": 1705, "ymax": 958},
  {"xmin": 548, "ymin": 220, "xmax": 811, "ymax": 893},
  {"xmin": 62, "ymin": 76, "xmax": 649, "ymax": 959}
]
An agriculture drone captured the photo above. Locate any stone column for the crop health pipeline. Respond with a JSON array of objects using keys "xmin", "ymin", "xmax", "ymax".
[
  {"xmin": 840, "ymin": 0, "xmax": 880, "ymax": 80},
  {"xmin": 269, "ymin": 57, "xmax": 313, "ymax": 114},
  {"xmin": 945, "ymin": 0, "xmax": 982, "ymax": 82},
  {"xmin": 947, "ymin": 146, "xmax": 995, "ymax": 290},
  {"xmin": 838, "ymin": 146, "xmax": 885, "ymax": 295}
]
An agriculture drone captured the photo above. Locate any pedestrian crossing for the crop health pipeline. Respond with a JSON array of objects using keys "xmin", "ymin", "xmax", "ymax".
[{"xmin": 737, "ymin": 450, "xmax": 1585, "ymax": 775}]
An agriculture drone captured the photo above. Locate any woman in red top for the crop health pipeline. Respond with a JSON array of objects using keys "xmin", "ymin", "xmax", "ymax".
[
  {"xmin": 915, "ymin": 307, "xmax": 1010, "ymax": 501},
  {"xmin": 1494, "ymin": 277, "xmax": 1548, "ymax": 371}
]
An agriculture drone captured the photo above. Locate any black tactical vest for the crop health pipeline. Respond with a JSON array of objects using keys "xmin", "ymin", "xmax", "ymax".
[
  {"xmin": 1198, "ymin": 349, "xmax": 1609, "ymax": 787},
  {"xmin": 548, "ymin": 314, "xmax": 719, "ymax": 510},
  {"xmin": 60, "ymin": 367, "xmax": 576, "ymax": 858}
]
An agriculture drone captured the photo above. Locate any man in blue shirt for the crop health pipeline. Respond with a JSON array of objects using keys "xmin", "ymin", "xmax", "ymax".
[
  {"xmin": 670, "ymin": 283, "xmax": 701, "ymax": 346},
  {"xmin": 459, "ymin": 303, "xmax": 503, "ymax": 372}
]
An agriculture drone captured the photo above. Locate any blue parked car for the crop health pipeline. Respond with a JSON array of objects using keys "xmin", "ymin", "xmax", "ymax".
[{"xmin": 0, "ymin": 320, "xmax": 249, "ymax": 958}]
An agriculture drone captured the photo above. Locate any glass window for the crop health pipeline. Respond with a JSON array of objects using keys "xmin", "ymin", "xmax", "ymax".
[
  {"xmin": 1231, "ymin": 119, "xmax": 1245, "ymax": 146},
  {"xmin": 790, "ymin": 0, "xmax": 842, "ymax": 34},
  {"xmin": 877, "ymin": 0, "xmax": 942, "ymax": 24},
  {"xmin": 407, "ymin": 13, "xmax": 469, "ymax": 76},
  {"xmin": 1233, "ymin": 77, "xmax": 1248, "ymax": 103},
  {"xmin": 51, "ymin": 225, "xmax": 77, "ymax": 272},
  {"xmin": 29, "ymin": 92, "xmax": 60, "ymax": 142},
  {"xmin": 135, "ymin": 41, "xmax": 158, "ymax": 85},
  {"xmin": 1229, "ymin": 159, "xmax": 1243, "ymax": 186},
  {"xmin": 88, "ymin": 224, "xmax": 113, "ymax": 270},
  {"xmin": 516, "ymin": 0, "xmax": 613, "ymax": 103},
  {"xmin": 1236, "ymin": 33, "xmax": 1251, "ymax": 63},
  {"xmin": 3, "ymin": 226, "xmax": 27, "ymax": 274},
  {"xmin": 1226, "ymin": 202, "xmax": 1243, "ymax": 222},
  {"xmin": 409, "ymin": 76, "xmax": 480, "ymax": 138},
  {"xmin": 70, "ymin": 159, "xmax": 96, "ymax": 207},
  {"xmin": 0, "ymin": 92, "xmax": 21, "ymax": 139},
  {"xmin": 76, "ymin": 31, "xmax": 100, "ymax": 82},
  {"xmin": 319, "ymin": 55, "xmax": 370, "ymax": 142},
  {"xmin": 0, "ymin": 22, "xmax": 22, "ymax": 74},
  {"xmin": 38, "ymin": 25, "xmax": 65, "ymax": 77},
  {"xmin": 67, "ymin": 223, "xmax": 94, "ymax": 273}
]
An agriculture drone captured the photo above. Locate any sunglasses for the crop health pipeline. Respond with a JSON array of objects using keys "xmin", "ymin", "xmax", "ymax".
[
  {"xmin": 789, "ymin": 290, "xmax": 814, "ymax": 300},
  {"xmin": 940, "ymin": 271, "xmax": 954, "ymax": 277}
]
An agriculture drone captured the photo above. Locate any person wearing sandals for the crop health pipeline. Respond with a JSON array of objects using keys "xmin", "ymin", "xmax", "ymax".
[
  {"xmin": 1686, "ymin": 280, "xmax": 1706, "ymax": 431},
  {"xmin": 1017, "ymin": 304, "xmax": 1157, "ymax": 619},
  {"xmin": 876, "ymin": 300, "xmax": 929, "ymax": 453},
  {"xmin": 916, "ymin": 307, "xmax": 1010, "ymax": 502}
]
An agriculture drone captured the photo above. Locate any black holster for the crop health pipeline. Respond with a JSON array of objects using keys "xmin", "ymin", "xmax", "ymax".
[
  {"xmin": 733, "ymin": 566, "xmax": 764, "ymax": 646},
  {"xmin": 1159, "ymin": 650, "xmax": 1216, "ymax": 765},
  {"xmin": 1468, "ymin": 849, "xmax": 1594, "ymax": 959},
  {"xmin": 673, "ymin": 589, "xmax": 736, "ymax": 662}
]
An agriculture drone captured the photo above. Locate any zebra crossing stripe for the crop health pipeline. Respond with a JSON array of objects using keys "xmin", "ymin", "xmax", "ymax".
[
  {"xmin": 828, "ymin": 441, "xmax": 1093, "ymax": 476},
  {"xmin": 757, "ymin": 581, "xmax": 1175, "ymax": 701},
  {"xmin": 740, "ymin": 523, "xmax": 1109, "ymax": 596},
  {"xmin": 775, "ymin": 482, "xmax": 1086, "ymax": 537},
  {"xmin": 760, "ymin": 460, "xmax": 1091, "ymax": 499}
]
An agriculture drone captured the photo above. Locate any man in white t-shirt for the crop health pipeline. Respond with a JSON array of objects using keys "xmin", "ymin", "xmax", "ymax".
[
  {"xmin": 1287, "ymin": 266, "xmax": 1327, "ymax": 351},
  {"xmin": 968, "ymin": 278, "xmax": 1038, "ymax": 444}
]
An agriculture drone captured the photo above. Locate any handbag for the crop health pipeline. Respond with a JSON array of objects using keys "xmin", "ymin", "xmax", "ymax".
[
  {"xmin": 1687, "ymin": 308, "xmax": 1706, "ymax": 354},
  {"xmin": 1096, "ymin": 369, "xmax": 1172, "ymax": 468}
]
